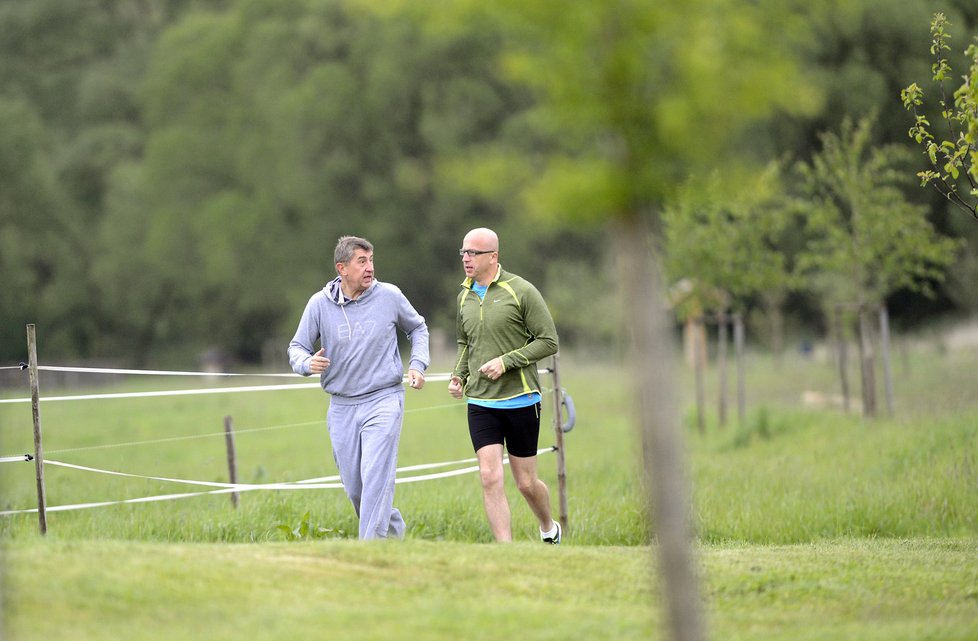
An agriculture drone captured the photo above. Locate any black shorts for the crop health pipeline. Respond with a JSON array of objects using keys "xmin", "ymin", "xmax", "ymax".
[{"xmin": 467, "ymin": 402, "xmax": 542, "ymax": 458}]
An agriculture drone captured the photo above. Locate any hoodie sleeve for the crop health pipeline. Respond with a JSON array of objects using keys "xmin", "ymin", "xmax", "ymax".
[
  {"xmin": 287, "ymin": 294, "xmax": 322, "ymax": 376},
  {"xmin": 395, "ymin": 291, "xmax": 430, "ymax": 373}
]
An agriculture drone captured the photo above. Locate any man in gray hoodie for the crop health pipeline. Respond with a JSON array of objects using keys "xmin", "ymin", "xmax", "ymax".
[{"xmin": 288, "ymin": 235, "xmax": 429, "ymax": 540}]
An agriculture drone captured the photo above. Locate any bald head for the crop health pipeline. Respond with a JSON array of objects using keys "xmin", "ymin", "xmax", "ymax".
[{"xmin": 463, "ymin": 227, "xmax": 498, "ymax": 252}]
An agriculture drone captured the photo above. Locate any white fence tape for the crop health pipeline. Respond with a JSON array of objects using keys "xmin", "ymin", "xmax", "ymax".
[
  {"xmin": 42, "ymin": 459, "xmax": 342, "ymax": 489},
  {"xmin": 0, "ymin": 382, "xmax": 320, "ymax": 404},
  {"xmin": 37, "ymin": 365, "xmax": 299, "ymax": 377},
  {"xmin": 0, "ymin": 448, "xmax": 554, "ymax": 516},
  {"xmin": 0, "ymin": 365, "xmax": 561, "ymax": 517},
  {"xmin": 1, "ymin": 405, "xmax": 462, "ymax": 459},
  {"xmin": 0, "ymin": 370, "xmax": 546, "ymax": 404},
  {"xmin": 0, "ymin": 368, "xmax": 549, "ymax": 404}
]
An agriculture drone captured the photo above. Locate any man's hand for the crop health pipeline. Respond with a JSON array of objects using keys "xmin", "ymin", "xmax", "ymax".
[
  {"xmin": 448, "ymin": 376, "xmax": 464, "ymax": 399},
  {"xmin": 408, "ymin": 369, "xmax": 425, "ymax": 390},
  {"xmin": 478, "ymin": 357, "xmax": 505, "ymax": 381},
  {"xmin": 309, "ymin": 348, "xmax": 331, "ymax": 374}
]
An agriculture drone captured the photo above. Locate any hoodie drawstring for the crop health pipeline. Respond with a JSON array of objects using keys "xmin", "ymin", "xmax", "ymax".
[
  {"xmin": 340, "ymin": 304, "xmax": 352, "ymax": 341},
  {"xmin": 326, "ymin": 278, "xmax": 355, "ymax": 341}
]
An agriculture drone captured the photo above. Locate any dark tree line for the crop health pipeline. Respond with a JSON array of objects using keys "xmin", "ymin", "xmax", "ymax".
[{"xmin": 1, "ymin": 0, "xmax": 975, "ymax": 366}]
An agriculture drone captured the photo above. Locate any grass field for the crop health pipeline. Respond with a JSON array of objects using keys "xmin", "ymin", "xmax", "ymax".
[
  {"xmin": 1, "ymin": 340, "xmax": 977, "ymax": 639},
  {"xmin": 4, "ymin": 538, "xmax": 976, "ymax": 641}
]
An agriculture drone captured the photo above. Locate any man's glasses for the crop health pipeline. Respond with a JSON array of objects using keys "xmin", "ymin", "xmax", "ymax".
[{"xmin": 458, "ymin": 249, "xmax": 495, "ymax": 257}]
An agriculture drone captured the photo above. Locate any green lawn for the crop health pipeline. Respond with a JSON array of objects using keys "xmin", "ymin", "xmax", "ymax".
[
  {"xmin": 3, "ymin": 538, "xmax": 975, "ymax": 641},
  {"xmin": 1, "ymin": 344, "xmax": 977, "ymax": 639}
]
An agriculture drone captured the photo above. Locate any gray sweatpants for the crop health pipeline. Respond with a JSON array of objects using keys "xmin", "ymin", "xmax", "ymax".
[{"xmin": 327, "ymin": 391, "xmax": 406, "ymax": 540}]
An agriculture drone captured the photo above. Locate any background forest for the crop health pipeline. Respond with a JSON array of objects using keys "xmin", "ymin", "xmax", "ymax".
[{"xmin": 1, "ymin": 0, "xmax": 976, "ymax": 368}]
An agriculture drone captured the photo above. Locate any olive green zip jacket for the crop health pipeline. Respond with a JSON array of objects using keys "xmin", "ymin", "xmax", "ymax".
[{"xmin": 452, "ymin": 266, "xmax": 559, "ymax": 401}]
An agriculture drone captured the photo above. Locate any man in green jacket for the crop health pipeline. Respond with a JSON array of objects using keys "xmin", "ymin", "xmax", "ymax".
[{"xmin": 448, "ymin": 227, "xmax": 561, "ymax": 544}]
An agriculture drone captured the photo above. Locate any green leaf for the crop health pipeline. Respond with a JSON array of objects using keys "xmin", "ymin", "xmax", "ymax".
[{"xmin": 275, "ymin": 524, "xmax": 297, "ymax": 541}]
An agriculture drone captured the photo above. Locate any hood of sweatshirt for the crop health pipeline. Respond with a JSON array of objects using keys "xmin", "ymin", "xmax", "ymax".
[{"xmin": 323, "ymin": 276, "xmax": 376, "ymax": 306}]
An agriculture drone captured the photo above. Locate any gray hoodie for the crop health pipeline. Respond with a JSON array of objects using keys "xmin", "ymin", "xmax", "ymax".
[{"xmin": 288, "ymin": 277, "xmax": 429, "ymax": 404}]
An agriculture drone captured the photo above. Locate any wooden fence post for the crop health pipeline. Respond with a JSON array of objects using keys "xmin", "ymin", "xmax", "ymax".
[
  {"xmin": 27, "ymin": 324, "xmax": 48, "ymax": 535},
  {"xmin": 224, "ymin": 415, "xmax": 239, "ymax": 508},
  {"xmin": 549, "ymin": 354, "xmax": 568, "ymax": 533}
]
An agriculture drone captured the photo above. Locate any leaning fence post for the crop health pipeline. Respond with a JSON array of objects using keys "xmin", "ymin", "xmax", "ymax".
[
  {"xmin": 549, "ymin": 354, "xmax": 568, "ymax": 533},
  {"xmin": 223, "ymin": 415, "xmax": 239, "ymax": 508},
  {"xmin": 27, "ymin": 324, "xmax": 48, "ymax": 535}
]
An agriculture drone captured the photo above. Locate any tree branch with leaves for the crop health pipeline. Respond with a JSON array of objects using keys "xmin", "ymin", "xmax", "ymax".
[{"xmin": 901, "ymin": 12, "xmax": 978, "ymax": 220}]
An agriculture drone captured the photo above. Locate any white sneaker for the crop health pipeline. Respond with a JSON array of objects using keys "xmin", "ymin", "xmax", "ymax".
[{"xmin": 541, "ymin": 520, "xmax": 561, "ymax": 545}]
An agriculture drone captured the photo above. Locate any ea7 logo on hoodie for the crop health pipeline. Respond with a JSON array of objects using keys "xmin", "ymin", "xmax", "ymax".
[{"xmin": 338, "ymin": 320, "xmax": 377, "ymax": 341}]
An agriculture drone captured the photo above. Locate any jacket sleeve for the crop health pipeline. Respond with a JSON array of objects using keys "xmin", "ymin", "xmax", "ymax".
[
  {"xmin": 452, "ymin": 291, "xmax": 471, "ymax": 384},
  {"xmin": 501, "ymin": 283, "xmax": 558, "ymax": 371},
  {"xmin": 287, "ymin": 296, "xmax": 321, "ymax": 376}
]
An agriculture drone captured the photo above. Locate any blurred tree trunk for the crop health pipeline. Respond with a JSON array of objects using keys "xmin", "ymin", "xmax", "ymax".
[
  {"xmin": 618, "ymin": 217, "xmax": 703, "ymax": 641},
  {"xmin": 857, "ymin": 305, "xmax": 877, "ymax": 418},
  {"xmin": 717, "ymin": 310, "xmax": 729, "ymax": 428},
  {"xmin": 693, "ymin": 315, "xmax": 706, "ymax": 434},
  {"xmin": 763, "ymin": 291, "xmax": 786, "ymax": 368},
  {"xmin": 734, "ymin": 311, "xmax": 746, "ymax": 426},
  {"xmin": 834, "ymin": 305, "xmax": 851, "ymax": 413},
  {"xmin": 879, "ymin": 304, "xmax": 894, "ymax": 416}
]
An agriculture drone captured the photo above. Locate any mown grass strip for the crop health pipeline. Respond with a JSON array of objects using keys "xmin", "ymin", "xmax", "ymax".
[{"xmin": 3, "ymin": 538, "xmax": 976, "ymax": 641}]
